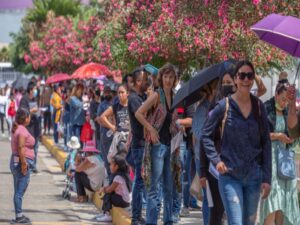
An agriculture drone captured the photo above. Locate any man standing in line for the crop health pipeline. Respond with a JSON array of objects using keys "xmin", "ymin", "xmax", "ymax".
[{"xmin": 128, "ymin": 67, "xmax": 149, "ymax": 225}]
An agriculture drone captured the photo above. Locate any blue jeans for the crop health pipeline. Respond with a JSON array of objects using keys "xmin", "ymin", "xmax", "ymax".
[
  {"xmin": 33, "ymin": 141, "xmax": 39, "ymax": 170},
  {"xmin": 63, "ymin": 123, "xmax": 71, "ymax": 149},
  {"xmin": 180, "ymin": 142, "xmax": 194, "ymax": 208},
  {"xmin": 131, "ymin": 146, "xmax": 145, "ymax": 222},
  {"xmin": 146, "ymin": 143, "xmax": 173, "ymax": 225},
  {"xmin": 100, "ymin": 133, "xmax": 113, "ymax": 176},
  {"xmin": 218, "ymin": 166, "xmax": 262, "ymax": 225},
  {"xmin": 52, "ymin": 113, "xmax": 58, "ymax": 144},
  {"xmin": 195, "ymin": 138, "xmax": 209, "ymax": 225},
  {"xmin": 172, "ymin": 181, "xmax": 181, "ymax": 216},
  {"xmin": 10, "ymin": 156, "xmax": 34, "ymax": 216},
  {"xmin": 72, "ymin": 124, "xmax": 82, "ymax": 146}
]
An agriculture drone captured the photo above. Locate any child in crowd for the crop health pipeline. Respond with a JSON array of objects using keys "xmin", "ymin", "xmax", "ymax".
[
  {"xmin": 80, "ymin": 113, "xmax": 94, "ymax": 145},
  {"xmin": 96, "ymin": 154, "xmax": 132, "ymax": 222},
  {"xmin": 64, "ymin": 136, "xmax": 81, "ymax": 178},
  {"xmin": 6, "ymin": 93, "xmax": 17, "ymax": 141}
]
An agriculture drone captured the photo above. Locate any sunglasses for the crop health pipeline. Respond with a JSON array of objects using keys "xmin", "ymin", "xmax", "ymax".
[{"xmin": 237, "ymin": 72, "xmax": 255, "ymax": 80}]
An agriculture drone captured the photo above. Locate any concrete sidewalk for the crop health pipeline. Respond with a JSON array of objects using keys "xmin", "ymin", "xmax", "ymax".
[
  {"xmin": 42, "ymin": 135, "xmax": 203, "ymax": 225},
  {"xmin": 0, "ymin": 137, "xmax": 110, "ymax": 225}
]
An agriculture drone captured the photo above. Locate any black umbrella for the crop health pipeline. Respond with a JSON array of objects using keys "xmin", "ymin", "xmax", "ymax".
[
  {"xmin": 12, "ymin": 76, "xmax": 30, "ymax": 90},
  {"xmin": 172, "ymin": 59, "xmax": 237, "ymax": 109}
]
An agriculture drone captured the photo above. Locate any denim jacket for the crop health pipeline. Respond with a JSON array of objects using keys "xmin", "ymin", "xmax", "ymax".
[
  {"xmin": 69, "ymin": 96, "xmax": 85, "ymax": 126},
  {"xmin": 201, "ymin": 96, "xmax": 272, "ymax": 184}
]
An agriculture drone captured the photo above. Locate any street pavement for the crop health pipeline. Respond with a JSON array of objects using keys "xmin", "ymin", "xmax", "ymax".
[
  {"xmin": 0, "ymin": 136, "xmax": 110, "ymax": 225},
  {"xmin": 0, "ymin": 135, "xmax": 203, "ymax": 225}
]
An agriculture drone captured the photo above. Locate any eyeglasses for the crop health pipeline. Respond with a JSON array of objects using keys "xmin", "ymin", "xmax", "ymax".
[{"xmin": 237, "ymin": 72, "xmax": 255, "ymax": 80}]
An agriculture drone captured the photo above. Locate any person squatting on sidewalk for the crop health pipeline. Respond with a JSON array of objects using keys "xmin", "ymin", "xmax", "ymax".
[{"xmin": 96, "ymin": 154, "xmax": 132, "ymax": 222}]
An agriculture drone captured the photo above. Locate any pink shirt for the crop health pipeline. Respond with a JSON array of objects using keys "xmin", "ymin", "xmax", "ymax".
[
  {"xmin": 114, "ymin": 175, "xmax": 131, "ymax": 203},
  {"xmin": 11, "ymin": 125, "xmax": 35, "ymax": 160}
]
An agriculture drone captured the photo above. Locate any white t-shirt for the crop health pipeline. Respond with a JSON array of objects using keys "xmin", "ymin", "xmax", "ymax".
[
  {"xmin": 84, "ymin": 156, "xmax": 105, "ymax": 191},
  {"xmin": 0, "ymin": 95, "xmax": 7, "ymax": 114},
  {"xmin": 113, "ymin": 175, "xmax": 131, "ymax": 203}
]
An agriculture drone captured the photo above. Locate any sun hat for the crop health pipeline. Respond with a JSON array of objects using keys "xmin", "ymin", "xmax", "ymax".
[
  {"xmin": 67, "ymin": 136, "xmax": 81, "ymax": 149},
  {"xmin": 81, "ymin": 146, "xmax": 100, "ymax": 154},
  {"xmin": 85, "ymin": 140, "xmax": 96, "ymax": 147}
]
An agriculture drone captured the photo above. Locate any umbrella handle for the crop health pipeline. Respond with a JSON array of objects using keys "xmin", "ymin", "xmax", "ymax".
[{"xmin": 293, "ymin": 62, "xmax": 300, "ymax": 85}]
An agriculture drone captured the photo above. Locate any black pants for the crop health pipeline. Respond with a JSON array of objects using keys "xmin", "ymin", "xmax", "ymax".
[
  {"xmin": 75, "ymin": 172, "xmax": 94, "ymax": 196},
  {"xmin": 0, "ymin": 112, "xmax": 4, "ymax": 133},
  {"xmin": 207, "ymin": 172, "xmax": 225, "ymax": 225},
  {"xmin": 43, "ymin": 110, "xmax": 51, "ymax": 132},
  {"xmin": 102, "ymin": 192, "xmax": 129, "ymax": 213}
]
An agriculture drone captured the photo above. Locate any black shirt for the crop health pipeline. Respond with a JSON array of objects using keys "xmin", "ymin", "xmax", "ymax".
[
  {"xmin": 19, "ymin": 94, "xmax": 41, "ymax": 139},
  {"xmin": 185, "ymin": 103, "xmax": 196, "ymax": 150},
  {"xmin": 159, "ymin": 99, "xmax": 173, "ymax": 146},
  {"xmin": 128, "ymin": 91, "xmax": 147, "ymax": 148},
  {"xmin": 112, "ymin": 102, "xmax": 129, "ymax": 132}
]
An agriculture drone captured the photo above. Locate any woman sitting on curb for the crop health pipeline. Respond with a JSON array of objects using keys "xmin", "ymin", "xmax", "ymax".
[
  {"xmin": 74, "ymin": 145, "xmax": 104, "ymax": 202},
  {"xmin": 96, "ymin": 154, "xmax": 132, "ymax": 222}
]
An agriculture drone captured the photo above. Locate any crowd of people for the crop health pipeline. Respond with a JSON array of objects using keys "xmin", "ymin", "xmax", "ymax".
[{"xmin": 7, "ymin": 61, "xmax": 300, "ymax": 225}]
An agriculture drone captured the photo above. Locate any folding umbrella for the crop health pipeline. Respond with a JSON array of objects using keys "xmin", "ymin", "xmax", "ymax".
[
  {"xmin": 251, "ymin": 13, "xmax": 300, "ymax": 81},
  {"xmin": 71, "ymin": 63, "xmax": 111, "ymax": 80},
  {"xmin": 12, "ymin": 76, "xmax": 30, "ymax": 90},
  {"xmin": 46, "ymin": 73, "xmax": 70, "ymax": 84},
  {"xmin": 172, "ymin": 59, "xmax": 237, "ymax": 109}
]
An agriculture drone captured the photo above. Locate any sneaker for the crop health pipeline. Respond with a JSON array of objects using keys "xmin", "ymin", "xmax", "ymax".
[
  {"xmin": 94, "ymin": 213, "xmax": 105, "ymax": 220},
  {"xmin": 32, "ymin": 168, "xmax": 38, "ymax": 174},
  {"xmin": 96, "ymin": 214, "xmax": 112, "ymax": 222},
  {"xmin": 131, "ymin": 221, "xmax": 142, "ymax": 225},
  {"xmin": 172, "ymin": 214, "xmax": 180, "ymax": 224},
  {"xmin": 180, "ymin": 207, "xmax": 190, "ymax": 217},
  {"xmin": 11, "ymin": 215, "xmax": 31, "ymax": 224}
]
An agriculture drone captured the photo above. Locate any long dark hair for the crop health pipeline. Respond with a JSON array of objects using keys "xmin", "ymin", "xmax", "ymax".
[
  {"xmin": 110, "ymin": 154, "xmax": 132, "ymax": 192},
  {"xmin": 12, "ymin": 108, "xmax": 30, "ymax": 134},
  {"xmin": 234, "ymin": 60, "xmax": 255, "ymax": 78}
]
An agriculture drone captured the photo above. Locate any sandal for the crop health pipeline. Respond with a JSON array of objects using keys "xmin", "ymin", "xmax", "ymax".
[{"xmin": 75, "ymin": 195, "xmax": 88, "ymax": 203}]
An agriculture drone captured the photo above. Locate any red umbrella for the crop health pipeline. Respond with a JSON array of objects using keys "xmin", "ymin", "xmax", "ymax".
[
  {"xmin": 46, "ymin": 73, "xmax": 70, "ymax": 84},
  {"xmin": 71, "ymin": 63, "xmax": 111, "ymax": 80}
]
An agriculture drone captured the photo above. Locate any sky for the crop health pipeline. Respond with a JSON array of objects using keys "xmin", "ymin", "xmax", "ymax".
[{"xmin": 0, "ymin": 0, "xmax": 89, "ymax": 44}]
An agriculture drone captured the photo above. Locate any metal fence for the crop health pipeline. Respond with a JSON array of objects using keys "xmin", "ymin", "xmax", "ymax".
[{"xmin": 0, "ymin": 71, "xmax": 22, "ymax": 83}]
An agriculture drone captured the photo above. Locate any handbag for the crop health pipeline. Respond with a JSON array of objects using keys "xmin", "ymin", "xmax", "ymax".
[
  {"xmin": 276, "ymin": 146, "xmax": 296, "ymax": 180},
  {"xmin": 189, "ymin": 174, "xmax": 203, "ymax": 201}
]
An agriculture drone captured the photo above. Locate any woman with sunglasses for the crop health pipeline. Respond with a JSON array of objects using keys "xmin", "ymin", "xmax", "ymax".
[{"xmin": 201, "ymin": 60, "xmax": 272, "ymax": 225}]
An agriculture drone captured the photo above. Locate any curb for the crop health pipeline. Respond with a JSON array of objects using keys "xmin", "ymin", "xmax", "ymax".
[{"xmin": 41, "ymin": 136, "xmax": 131, "ymax": 225}]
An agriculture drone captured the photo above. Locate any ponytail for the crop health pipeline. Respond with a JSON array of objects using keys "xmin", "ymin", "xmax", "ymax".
[{"xmin": 11, "ymin": 122, "xmax": 18, "ymax": 134}]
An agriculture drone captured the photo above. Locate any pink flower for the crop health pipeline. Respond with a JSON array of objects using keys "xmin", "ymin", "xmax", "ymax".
[
  {"xmin": 252, "ymin": 0, "xmax": 261, "ymax": 5},
  {"xmin": 24, "ymin": 54, "xmax": 31, "ymax": 64}
]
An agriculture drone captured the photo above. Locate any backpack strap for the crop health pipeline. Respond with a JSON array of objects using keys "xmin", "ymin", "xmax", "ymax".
[{"xmin": 221, "ymin": 97, "xmax": 229, "ymax": 139}]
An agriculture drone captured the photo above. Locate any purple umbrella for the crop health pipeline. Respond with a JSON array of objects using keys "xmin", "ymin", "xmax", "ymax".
[
  {"xmin": 251, "ymin": 13, "xmax": 300, "ymax": 57},
  {"xmin": 251, "ymin": 13, "xmax": 300, "ymax": 81}
]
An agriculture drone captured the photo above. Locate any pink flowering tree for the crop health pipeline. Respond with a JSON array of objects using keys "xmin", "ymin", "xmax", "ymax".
[
  {"xmin": 23, "ymin": 0, "xmax": 300, "ymax": 76},
  {"xmin": 25, "ymin": 13, "xmax": 103, "ymax": 75}
]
